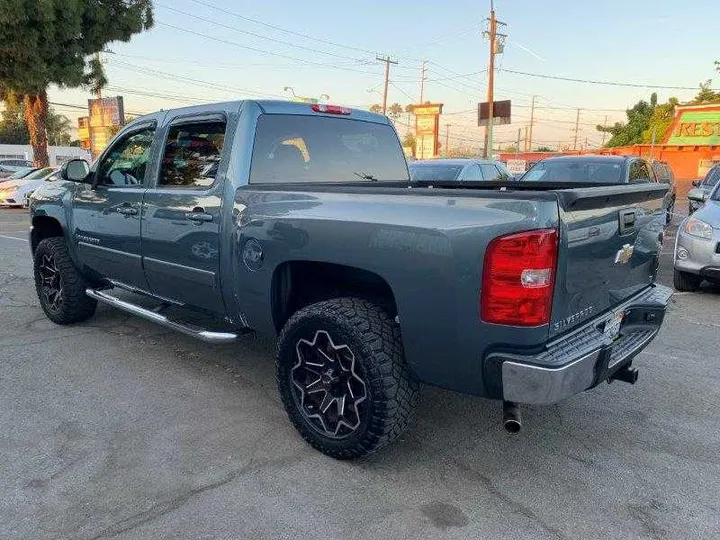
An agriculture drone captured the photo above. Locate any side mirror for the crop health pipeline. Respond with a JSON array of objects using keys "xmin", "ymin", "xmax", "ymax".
[
  {"xmin": 692, "ymin": 180, "xmax": 699, "ymax": 187},
  {"xmin": 61, "ymin": 159, "xmax": 90, "ymax": 182}
]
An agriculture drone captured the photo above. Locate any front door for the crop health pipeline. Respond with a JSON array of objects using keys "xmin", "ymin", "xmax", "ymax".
[
  {"xmin": 72, "ymin": 124, "xmax": 156, "ymax": 289},
  {"xmin": 141, "ymin": 115, "xmax": 228, "ymax": 313}
]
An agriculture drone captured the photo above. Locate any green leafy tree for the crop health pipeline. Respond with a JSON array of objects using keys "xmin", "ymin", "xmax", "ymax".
[
  {"xmin": 534, "ymin": 146, "xmax": 554, "ymax": 152},
  {"xmin": 503, "ymin": 144, "xmax": 518, "ymax": 153},
  {"xmin": 0, "ymin": 1, "xmax": 153, "ymax": 166},
  {"xmin": 1, "ymin": 93, "xmax": 75, "ymax": 146},
  {"xmin": 689, "ymin": 80, "xmax": 720, "ymax": 105},
  {"xmin": 0, "ymin": 92, "xmax": 28, "ymax": 144},
  {"xmin": 642, "ymin": 97, "xmax": 678, "ymax": 144},
  {"xmin": 597, "ymin": 94, "xmax": 656, "ymax": 147}
]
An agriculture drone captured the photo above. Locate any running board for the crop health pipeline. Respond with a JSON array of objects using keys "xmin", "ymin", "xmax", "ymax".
[{"xmin": 85, "ymin": 288, "xmax": 240, "ymax": 344}]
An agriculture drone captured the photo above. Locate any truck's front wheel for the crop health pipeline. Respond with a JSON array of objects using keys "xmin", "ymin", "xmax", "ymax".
[
  {"xmin": 33, "ymin": 237, "xmax": 97, "ymax": 325},
  {"xmin": 276, "ymin": 298, "xmax": 420, "ymax": 459}
]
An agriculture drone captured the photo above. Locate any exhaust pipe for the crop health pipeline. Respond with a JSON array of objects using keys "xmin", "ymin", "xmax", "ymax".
[
  {"xmin": 609, "ymin": 366, "xmax": 639, "ymax": 385},
  {"xmin": 502, "ymin": 401, "xmax": 522, "ymax": 433}
]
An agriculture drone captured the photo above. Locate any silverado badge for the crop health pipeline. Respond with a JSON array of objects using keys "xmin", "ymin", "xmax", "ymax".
[{"xmin": 614, "ymin": 243, "xmax": 634, "ymax": 265}]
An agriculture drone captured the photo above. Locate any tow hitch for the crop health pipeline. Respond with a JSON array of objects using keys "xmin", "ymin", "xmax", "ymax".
[{"xmin": 608, "ymin": 365, "xmax": 639, "ymax": 385}]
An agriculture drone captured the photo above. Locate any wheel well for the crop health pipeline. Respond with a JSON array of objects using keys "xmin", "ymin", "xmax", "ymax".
[
  {"xmin": 31, "ymin": 216, "xmax": 64, "ymax": 254},
  {"xmin": 271, "ymin": 261, "xmax": 398, "ymax": 332}
]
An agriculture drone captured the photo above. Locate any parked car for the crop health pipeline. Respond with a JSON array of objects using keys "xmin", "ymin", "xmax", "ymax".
[
  {"xmin": 521, "ymin": 155, "xmax": 674, "ymax": 223},
  {"xmin": 408, "ymin": 158, "xmax": 512, "ymax": 182},
  {"xmin": 0, "ymin": 158, "xmax": 34, "ymax": 178},
  {"xmin": 651, "ymin": 161, "xmax": 677, "ymax": 224},
  {"xmin": 674, "ymin": 180, "xmax": 720, "ymax": 291},
  {"xmin": 0, "ymin": 167, "xmax": 59, "ymax": 207},
  {"xmin": 28, "ymin": 100, "xmax": 671, "ymax": 459},
  {"xmin": 0, "ymin": 167, "xmax": 38, "ymax": 183},
  {"xmin": 687, "ymin": 164, "xmax": 720, "ymax": 215}
]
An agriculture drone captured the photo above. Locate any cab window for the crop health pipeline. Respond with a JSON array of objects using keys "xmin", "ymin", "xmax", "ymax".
[
  {"xmin": 159, "ymin": 121, "xmax": 227, "ymax": 188},
  {"xmin": 96, "ymin": 128, "xmax": 155, "ymax": 187}
]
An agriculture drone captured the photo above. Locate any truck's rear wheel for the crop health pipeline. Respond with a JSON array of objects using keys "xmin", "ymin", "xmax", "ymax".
[
  {"xmin": 673, "ymin": 269, "xmax": 702, "ymax": 292},
  {"xmin": 276, "ymin": 298, "xmax": 420, "ymax": 459},
  {"xmin": 34, "ymin": 237, "xmax": 97, "ymax": 325}
]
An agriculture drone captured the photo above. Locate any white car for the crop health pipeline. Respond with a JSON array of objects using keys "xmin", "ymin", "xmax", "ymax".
[{"xmin": 0, "ymin": 167, "xmax": 59, "ymax": 208}]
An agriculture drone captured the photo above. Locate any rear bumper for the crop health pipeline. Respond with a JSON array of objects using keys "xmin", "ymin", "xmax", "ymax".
[{"xmin": 488, "ymin": 284, "xmax": 673, "ymax": 405}]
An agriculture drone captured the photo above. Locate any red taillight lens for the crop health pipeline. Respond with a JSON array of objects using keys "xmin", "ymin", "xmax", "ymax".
[
  {"xmin": 481, "ymin": 228, "xmax": 558, "ymax": 326},
  {"xmin": 311, "ymin": 104, "xmax": 351, "ymax": 115}
]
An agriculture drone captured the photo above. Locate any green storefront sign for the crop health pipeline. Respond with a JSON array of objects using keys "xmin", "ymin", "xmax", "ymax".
[{"xmin": 666, "ymin": 109, "xmax": 720, "ymax": 145}]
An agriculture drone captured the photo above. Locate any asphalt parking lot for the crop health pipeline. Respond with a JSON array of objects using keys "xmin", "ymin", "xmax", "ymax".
[{"xmin": 1, "ymin": 208, "xmax": 719, "ymax": 540}]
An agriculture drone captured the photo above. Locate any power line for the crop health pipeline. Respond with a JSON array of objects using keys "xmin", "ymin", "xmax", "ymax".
[
  {"xmin": 185, "ymin": 0, "xmax": 379, "ymax": 56},
  {"xmin": 499, "ymin": 68, "xmax": 712, "ymax": 90},
  {"xmin": 157, "ymin": 3, "xmax": 370, "ymax": 64},
  {"xmin": 155, "ymin": 21, "xmax": 382, "ymax": 76}
]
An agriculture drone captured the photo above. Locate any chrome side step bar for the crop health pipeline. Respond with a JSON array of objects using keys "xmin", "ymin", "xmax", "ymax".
[{"xmin": 85, "ymin": 288, "xmax": 240, "ymax": 344}]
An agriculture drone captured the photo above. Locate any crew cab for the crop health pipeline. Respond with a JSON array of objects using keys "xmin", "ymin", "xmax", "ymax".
[{"xmin": 28, "ymin": 100, "xmax": 672, "ymax": 459}]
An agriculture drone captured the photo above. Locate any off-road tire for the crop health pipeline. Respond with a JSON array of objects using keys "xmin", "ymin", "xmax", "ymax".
[
  {"xmin": 673, "ymin": 269, "xmax": 702, "ymax": 292},
  {"xmin": 34, "ymin": 237, "xmax": 97, "ymax": 324},
  {"xmin": 665, "ymin": 200, "xmax": 674, "ymax": 225},
  {"xmin": 276, "ymin": 297, "xmax": 420, "ymax": 459}
]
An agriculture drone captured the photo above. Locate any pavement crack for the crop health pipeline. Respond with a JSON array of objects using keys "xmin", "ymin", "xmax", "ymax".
[
  {"xmin": 84, "ymin": 452, "xmax": 306, "ymax": 540},
  {"xmin": 449, "ymin": 458, "xmax": 569, "ymax": 540}
]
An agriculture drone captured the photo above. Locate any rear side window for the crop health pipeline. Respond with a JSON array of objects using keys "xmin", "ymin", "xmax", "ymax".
[
  {"xmin": 159, "ymin": 121, "xmax": 226, "ymax": 188},
  {"xmin": 629, "ymin": 160, "xmax": 652, "ymax": 183},
  {"xmin": 480, "ymin": 164, "xmax": 500, "ymax": 181},
  {"xmin": 463, "ymin": 164, "xmax": 483, "ymax": 181},
  {"xmin": 250, "ymin": 115, "xmax": 409, "ymax": 184}
]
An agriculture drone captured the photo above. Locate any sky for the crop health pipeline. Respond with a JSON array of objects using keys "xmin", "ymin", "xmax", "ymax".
[{"xmin": 49, "ymin": 0, "xmax": 720, "ymax": 151}]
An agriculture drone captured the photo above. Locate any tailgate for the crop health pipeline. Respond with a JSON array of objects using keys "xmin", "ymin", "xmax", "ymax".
[{"xmin": 549, "ymin": 183, "xmax": 668, "ymax": 336}]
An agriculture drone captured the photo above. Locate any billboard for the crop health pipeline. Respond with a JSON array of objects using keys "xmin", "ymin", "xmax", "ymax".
[
  {"xmin": 88, "ymin": 96, "xmax": 125, "ymax": 128},
  {"xmin": 665, "ymin": 106, "xmax": 720, "ymax": 146},
  {"xmin": 411, "ymin": 102, "xmax": 443, "ymax": 159},
  {"xmin": 478, "ymin": 100, "xmax": 511, "ymax": 126}
]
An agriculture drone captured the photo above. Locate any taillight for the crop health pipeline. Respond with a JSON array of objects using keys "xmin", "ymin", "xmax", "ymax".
[
  {"xmin": 311, "ymin": 104, "xmax": 351, "ymax": 115},
  {"xmin": 481, "ymin": 228, "xmax": 558, "ymax": 326}
]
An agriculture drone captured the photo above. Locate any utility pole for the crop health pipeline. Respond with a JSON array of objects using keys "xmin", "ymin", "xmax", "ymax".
[
  {"xmin": 515, "ymin": 128, "xmax": 521, "ymax": 157},
  {"xmin": 600, "ymin": 115, "xmax": 609, "ymax": 146},
  {"xmin": 482, "ymin": 1, "xmax": 506, "ymax": 158},
  {"xmin": 572, "ymin": 108, "xmax": 581, "ymax": 150},
  {"xmin": 377, "ymin": 55, "xmax": 398, "ymax": 115},
  {"xmin": 419, "ymin": 60, "xmax": 428, "ymax": 103},
  {"xmin": 445, "ymin": 124, "xmax": 451, "ymax": 156},
  {"xmin": 528, "ymin": 95, "xmax": 537, "ymax": 152},
  {"xmin": 524, "ymin": 125, "xmax": 529, "ymax": 151}
]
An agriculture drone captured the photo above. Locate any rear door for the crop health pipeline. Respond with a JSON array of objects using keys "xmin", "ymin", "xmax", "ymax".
[
  {"xmin": 140, "ymin": 110, "xmax": 230, "ymax": 313},
  {"xmin": 550, "ymin": 172, "xmax": 666, "ymax": 336}
]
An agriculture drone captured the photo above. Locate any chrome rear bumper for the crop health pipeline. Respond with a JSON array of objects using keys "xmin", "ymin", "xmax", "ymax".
[{"xmin": 491, "ymin": 284, "xmax": 672, "ymax": 405}]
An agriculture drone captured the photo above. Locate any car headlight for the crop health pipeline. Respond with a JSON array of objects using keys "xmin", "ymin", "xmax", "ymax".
[{"xmin": 684, "ymin": 216, "xmax": 714, "ymax": 240}]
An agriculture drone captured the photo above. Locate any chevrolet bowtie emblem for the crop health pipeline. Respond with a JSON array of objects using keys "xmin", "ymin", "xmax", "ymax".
[{"xmin": 614, "ymin": 243, "xmax": 634, "ymax": 265}]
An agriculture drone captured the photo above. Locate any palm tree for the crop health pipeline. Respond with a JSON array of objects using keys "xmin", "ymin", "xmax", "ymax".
[{"xmin": 46, "ymin": 110, "xmax": 73, "ymax": 146}]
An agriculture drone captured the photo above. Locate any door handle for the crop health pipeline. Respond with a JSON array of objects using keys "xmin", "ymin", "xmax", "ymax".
[
  {"xmin": 116, "ymin": 205, "xmax": 138, "ymax": 216},
  {"xmin": 185, "ymin": 207, "xmax": 213, "ymax": 223}
]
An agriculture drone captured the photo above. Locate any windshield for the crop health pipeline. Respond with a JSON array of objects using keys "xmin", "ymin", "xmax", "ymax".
[
  {"xmin": 702, "ymin": 167, "xmax": 720, "ymax": 187},
  {"xmin": 521, "ymin": 159, "xmax": 623, "ymax": 184},
  {"xmin": 7, "ymin": 168, "xmax": 35, "ymax": 179},
  {"xmin": 23, "ymin": 167, "xmax": 55, "ymax": 180},
  {"xmin": 409, "ymin": 164, "xmax": 463, "ymax": 181},
  {"xmin": 250, "ymin": 115, "xmax": 409, "ymax": 183}
]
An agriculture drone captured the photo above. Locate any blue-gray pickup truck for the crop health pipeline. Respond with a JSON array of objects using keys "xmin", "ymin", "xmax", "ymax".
[{"xmin": 29, "ymin": 100, "xmax": 672, "ymax": 459}]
